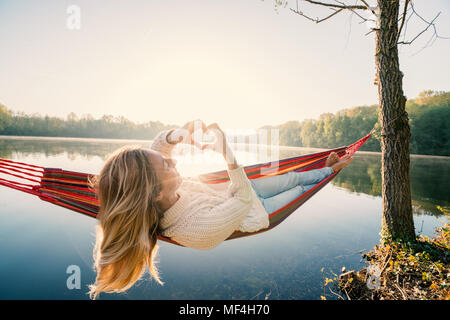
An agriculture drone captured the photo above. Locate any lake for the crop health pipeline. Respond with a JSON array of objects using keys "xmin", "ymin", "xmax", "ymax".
[{"xmin": 0, "ymin": 136, "xmax": 448, "ymax": 300}]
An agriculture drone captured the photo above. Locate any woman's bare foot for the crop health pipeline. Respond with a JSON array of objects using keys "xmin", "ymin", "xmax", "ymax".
[
  {"xmin": 330, "ymin": 154, "xmax": 354, "ymax": 173},
  {"xmin": 325, "ymin": 152, "xmax": 340, "ymax": 167}
]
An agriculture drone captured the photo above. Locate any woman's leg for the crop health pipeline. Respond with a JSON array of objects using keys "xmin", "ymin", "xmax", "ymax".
[
  {"xmin": 250, "ymin": 166, "xmax": 334, "ymax": 199},
  {"xmin": 258, "ymin": 183, "xmax": 318, "ymax": 214},
  {"xmin": 253, "ymin": 153, "xmax": 354, "ymax": 213}
]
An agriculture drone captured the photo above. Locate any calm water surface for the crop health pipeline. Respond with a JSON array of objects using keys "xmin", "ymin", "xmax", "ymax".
[{"xmin": 0, "ymin": 136, "xmax": 448, "ymax": 300}]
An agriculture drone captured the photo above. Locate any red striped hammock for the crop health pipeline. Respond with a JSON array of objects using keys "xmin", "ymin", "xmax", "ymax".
[{"xmin": 0, "ymin": 133, "xmax": 372, "ymax": 246}]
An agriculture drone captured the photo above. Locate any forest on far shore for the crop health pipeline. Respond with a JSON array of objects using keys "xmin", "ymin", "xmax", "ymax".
[{"xmin": 0, "ymin": 90, "xmax": 448, "ymax": 156}]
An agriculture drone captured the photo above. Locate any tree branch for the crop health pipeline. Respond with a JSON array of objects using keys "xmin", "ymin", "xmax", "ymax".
[
  {"xmin": 359, "ymin": 0, "xmax": 377, "ymax": 17},
  {"xmin": 365, "ymin": 28, "xmax": 379, "ymax": 36},
  {"xmin": 401, "ymin": 9, "xmax": 414, "ymax": 42},
  {"xmin": 301, "ymin": 0, "xmax": 367, "ymax": 10},
  {"xmin": 397, "ymin": 11, "xmax": 441, "ymax": 45},
  {"xmin": 290, "ymin": 0, "xmax": 369, "ymax": 24},
  {"xmin": 290, "ymin": 6, "xmax": 344, "ymax": 23},
  {"xmin": 334, "ymin": 0, "xmax": 374, "ymax": 24},
  {"xmin": 398, "ymin": 2, "xmax": 450, "ymax": 46},
  {"xmin": 396, "ymin": 0, "xmax": 410, "ymax": 43}
]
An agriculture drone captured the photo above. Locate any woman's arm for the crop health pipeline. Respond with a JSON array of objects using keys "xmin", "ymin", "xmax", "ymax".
[
  {"xmin": 169, "ymin": 124, "xmax": 254, "ymax": 250},
  {"xmin": 167, "ymin": 165, "xmax": 253, "ymax": 250}
]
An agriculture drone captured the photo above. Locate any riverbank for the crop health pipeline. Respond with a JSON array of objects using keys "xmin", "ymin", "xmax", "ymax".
[{"xmin": 336, "ymin": 208, "xmax": 449, "ymax": 300}]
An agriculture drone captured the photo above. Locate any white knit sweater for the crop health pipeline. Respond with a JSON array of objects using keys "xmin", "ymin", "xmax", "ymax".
[{"xmin": 151, "ymin": 129, "xmax": 269, "ymax": 250}]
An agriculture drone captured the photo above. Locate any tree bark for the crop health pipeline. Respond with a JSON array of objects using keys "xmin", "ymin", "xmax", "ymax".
[{"xmin": 375, "ymin": 0, "xmax": 415, "ymax": 242}]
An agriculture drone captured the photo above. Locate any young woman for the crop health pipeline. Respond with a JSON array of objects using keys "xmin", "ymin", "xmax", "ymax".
[{"xmin": 88, "ymin": 120, "xmax": 353, "ymax": 299}]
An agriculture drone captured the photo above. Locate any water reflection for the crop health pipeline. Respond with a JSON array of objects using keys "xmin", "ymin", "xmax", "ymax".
[
  {"xmin": 333, "ymin": 153, "xmax": 450, "ymax": 216},
  {"xmin": 0, "ymin": 136, "xmax": 149, "ymax": 161}
]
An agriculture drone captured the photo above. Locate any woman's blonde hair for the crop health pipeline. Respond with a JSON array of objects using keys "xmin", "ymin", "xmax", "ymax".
[{"xmin": 88, "ymin": 145, "xmax": 163, "ymax": 300}]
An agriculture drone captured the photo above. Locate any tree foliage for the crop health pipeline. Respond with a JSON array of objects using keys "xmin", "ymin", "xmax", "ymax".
[
  {"xmin": 0, "ymin": 108, "xmax": 175, "ymax": 140},
  {"xmin": 268, "ymin": 91, "xmax": 449, "ymax": 156}
]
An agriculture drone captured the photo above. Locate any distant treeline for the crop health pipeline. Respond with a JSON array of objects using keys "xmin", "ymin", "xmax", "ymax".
[
  {"xmin": 0, "ymin": 90, "xmax": 449, "ymax": 156},
  {"xmin": 0, "ymin": 110, "xmax": 176, "ymax": 141}
]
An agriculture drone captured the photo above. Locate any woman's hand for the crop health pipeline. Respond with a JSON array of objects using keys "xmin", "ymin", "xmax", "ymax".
[
  {"xmin": 181, "ymin": 119, "xmax": 207, "ymax": 137},
  {"xmin": 201, "ymin": 123, "xmax": 238, "ymax": 168},
  {"xmin": 167, "ymin": 120, "xmax": 238, "ymax": 169},
  {"xmin": 167, "ymin": 119, "xmax": 207, "ymax": 149}
]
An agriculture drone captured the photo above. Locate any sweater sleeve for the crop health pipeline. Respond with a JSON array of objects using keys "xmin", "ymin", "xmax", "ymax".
[
  {"xmin": 150, "ymin": 129, "xmax": 177, "ymax": 158},
  {"xmin": 170, "ymin": 166, "xmax": 254, "ymax": 250}
]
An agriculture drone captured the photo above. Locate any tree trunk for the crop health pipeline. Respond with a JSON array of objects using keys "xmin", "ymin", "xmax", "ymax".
[{"xmin": 375, "ymin": 0, "xmax": 415, "ymax": 242}]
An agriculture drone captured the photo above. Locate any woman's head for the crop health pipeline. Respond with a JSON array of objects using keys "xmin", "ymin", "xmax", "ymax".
[
  {"xmin": 146, "ymin": 149, "xmax": 182, "ymax": 207},
  {"xmin": 88, "ymin": 145, "xmax": 179, "ymax": 299}
]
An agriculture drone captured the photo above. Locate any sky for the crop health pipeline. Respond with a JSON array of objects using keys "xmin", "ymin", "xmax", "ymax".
[{"xmin": 0, "ymin": 0, "xmax": 449, "ymax": 130}]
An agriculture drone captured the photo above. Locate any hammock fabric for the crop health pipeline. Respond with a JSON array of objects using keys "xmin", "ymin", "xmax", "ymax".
[{"xmin": 0, "ymin": 133, "xmax": 372, "ymax": 246}]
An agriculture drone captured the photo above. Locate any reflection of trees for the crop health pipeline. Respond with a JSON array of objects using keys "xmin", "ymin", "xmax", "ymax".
[
  {"xmin": 328, "ymin": 154, "xmax": 449, "ymax": 217},
  {"xmin": 409, "ymin": 157, "xmax": 450, "ymax": 217},
  {"xmin": 332, "ymin": 154, "xmax": 382, "ymax": 196}
]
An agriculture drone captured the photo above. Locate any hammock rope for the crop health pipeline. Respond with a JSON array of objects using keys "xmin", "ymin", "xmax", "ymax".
[{"xmin": 0, "ymin": 132, "xmax": 372, "ymax": 246}]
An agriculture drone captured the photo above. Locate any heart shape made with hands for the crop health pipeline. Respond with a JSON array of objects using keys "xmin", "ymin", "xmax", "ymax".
[
  {"xmin": 191, "ymin": 128, "xmax": 219, "ymax": 151},
  {"xmin": 175, "ymin": 121, "xmax": 225, "ymax": 152}
]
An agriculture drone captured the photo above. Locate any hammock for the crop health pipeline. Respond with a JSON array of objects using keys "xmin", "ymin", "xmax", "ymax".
[{"xmin": 0, "ymin": 133, "xmax": 372, "ymax": 246}]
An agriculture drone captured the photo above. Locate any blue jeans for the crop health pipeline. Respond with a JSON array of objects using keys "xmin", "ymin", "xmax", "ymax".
[{"xmin": 250, "ymin": 167, "xmax": 334, "ymax": 214}]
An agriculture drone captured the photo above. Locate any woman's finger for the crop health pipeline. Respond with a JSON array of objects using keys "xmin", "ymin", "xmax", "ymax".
[
  {"xmin": 184, "ymin": 119, "xmax": 207, "ymax": 134},
  {"xmin": 169, "ymin": 128, "xmax": 190, "ymax": 144}
]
